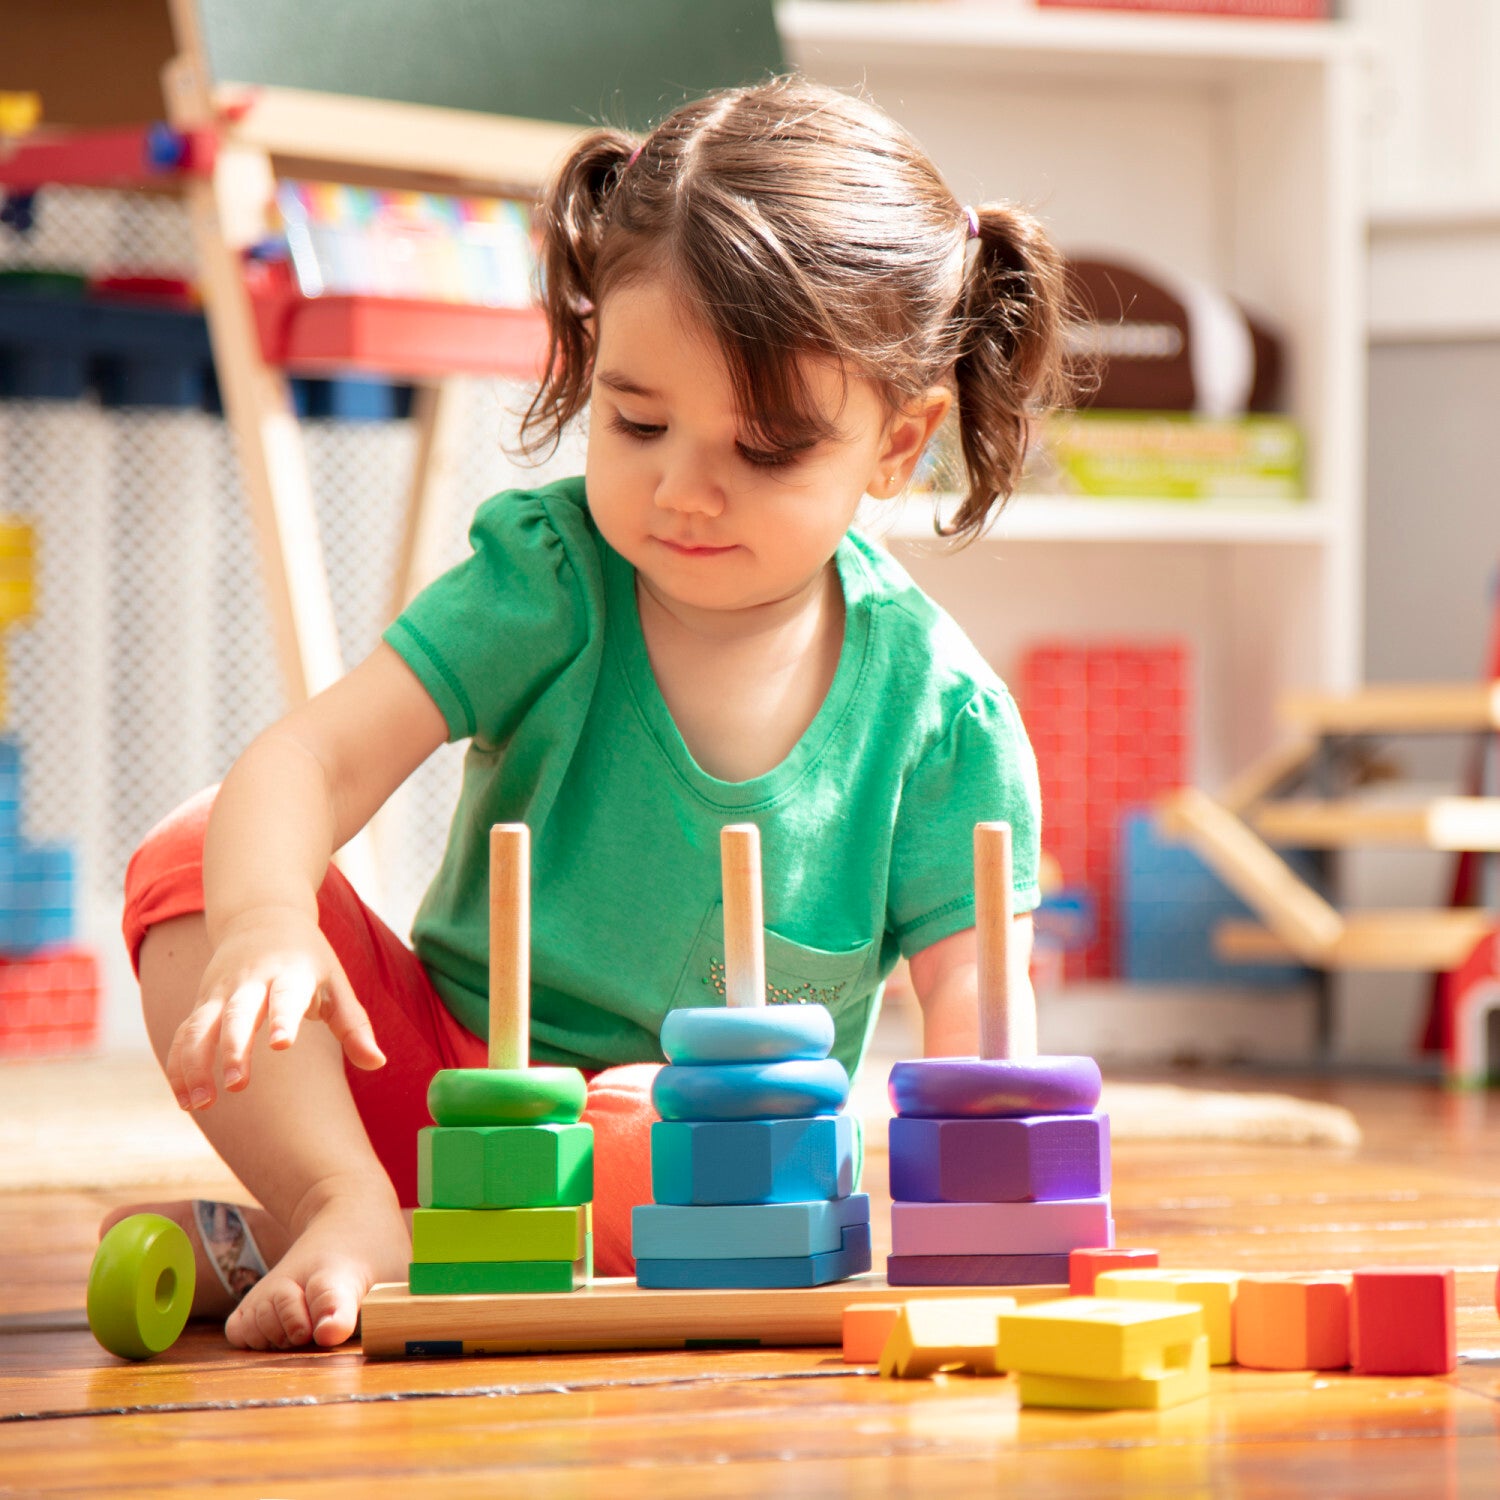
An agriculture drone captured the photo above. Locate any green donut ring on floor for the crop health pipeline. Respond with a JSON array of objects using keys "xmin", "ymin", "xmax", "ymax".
[
  {"xmin": 87, "ymin": 1212, "xmax": 196, "ymax": 1360},
  {"xmin": 427, "ymin": 1066, "xmax": 588, "ymax": 1127}
]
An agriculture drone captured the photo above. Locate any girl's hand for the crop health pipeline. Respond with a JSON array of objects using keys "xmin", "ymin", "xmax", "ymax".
[{"xmin": 166, "ymin": 907, "xmax": 386, "ymax": 1110}]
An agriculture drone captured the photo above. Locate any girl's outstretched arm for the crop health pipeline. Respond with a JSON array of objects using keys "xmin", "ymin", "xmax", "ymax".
[
  {"xmin": 168, "ymin": 643, "xmax": 448, "ymax": 1109},
  {"xmin": 906, "ymin": 917, "xmax": 1036, "ymax": 1059}
]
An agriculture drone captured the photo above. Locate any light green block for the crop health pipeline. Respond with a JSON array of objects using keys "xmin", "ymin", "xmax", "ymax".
[
  {"xmin": 417, "ymin": 1123, "xmax": 594, "ymax": 1209},
  {"xmin": 409, "ymin": 1237, "xmax": 593, "ymax": 1295},
  {"xmin": 411, "ymin": 1204, "xmax": 590, "ymax": 1264}
]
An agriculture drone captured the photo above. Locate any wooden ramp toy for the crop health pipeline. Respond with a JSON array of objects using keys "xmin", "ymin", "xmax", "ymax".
[
  {"xmin": 634, "ymin": 824, "xmax": 870, "ymax": 1289},
  {"xmin": 886, "ymin": 823, "xmax": 1111, "ymax": 1286},
  {"xmin": 409, "ymin": 825, "xmax": 594, "ymax": 1296}
]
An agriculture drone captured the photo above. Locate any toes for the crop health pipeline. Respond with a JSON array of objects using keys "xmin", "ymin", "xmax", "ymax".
[
  {"xmin": 305, "ymin": 1269, "xmax": 360, "ymax": 1347},
  {"xmin": 226, "ymin": 1278, "xmax": 313, "ymax": 1350}
]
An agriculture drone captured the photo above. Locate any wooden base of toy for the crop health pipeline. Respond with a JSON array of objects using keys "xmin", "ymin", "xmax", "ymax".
[{"xmin": 360, "ymin": 1273, "xmax": 1067, "ymax": 1359}]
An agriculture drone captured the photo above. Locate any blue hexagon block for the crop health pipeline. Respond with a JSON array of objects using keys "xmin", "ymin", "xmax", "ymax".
[{"xmin": 650, "ymin": 1115, "xmax": 855, "ymax": 1205}]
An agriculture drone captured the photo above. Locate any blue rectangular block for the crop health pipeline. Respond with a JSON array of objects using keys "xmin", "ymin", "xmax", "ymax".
[
  {"xmin": 650, "ymin": 1115, "xmax": 855, "ymax": 1205},
  {"xmin": 635, "ymin": 1222, "xmax": 872, "ymax": 1289},
  {"xmin": 632, "ymin": 1193, "xmax": 869, "ymax": 1261},
  {"xmin": 889, "ymin": 1114, "xmax": 1110, "ymax": 1203}
]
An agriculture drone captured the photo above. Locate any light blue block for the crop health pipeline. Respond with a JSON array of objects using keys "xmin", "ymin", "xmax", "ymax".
[
  {"xmin": 1118, "ymin": 809, "xmax": 1309, "ymax": 986},
  {"xmin": 650, "ymin": 1115, "xmax": 855, "ymax": 1205},
  {"xmin": 651, "ymin": 1057, "xmax": 850, "ymax": 1121},
  {"xmin": 632, "ymin": 1192, "xmax": 869, "ymax": 1260},
  {"xmin": 634, "ymin": 1222, "xmax": 872, "ymax": 1289},
  {"xmin": 660, "ymin": 1004, "xmax": 834, "ymax": 1064}
]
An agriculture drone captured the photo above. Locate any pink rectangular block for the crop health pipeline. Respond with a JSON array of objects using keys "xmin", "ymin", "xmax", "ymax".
[
  {"xmin": 891, "ymin": 1198, "xmax": 1113, "ymax": 1257},
  {"xmin": 887, "ymin": 1253, "xmax": 1071, "ymax": 1287}
]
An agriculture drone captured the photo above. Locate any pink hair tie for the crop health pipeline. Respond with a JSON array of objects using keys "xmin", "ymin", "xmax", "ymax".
[
  {"xmin": 627, "ymin": 143, "xmax": 643, "ymax": 167},
  {"xmin": 963, "ymin": 205, "xmax": 980, "ymax": 241}
]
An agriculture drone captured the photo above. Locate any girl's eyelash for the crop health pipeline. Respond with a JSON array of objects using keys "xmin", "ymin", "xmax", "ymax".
[{"xmin": 609, "ymin": 411, "xmax": 808, "ymax": 470}]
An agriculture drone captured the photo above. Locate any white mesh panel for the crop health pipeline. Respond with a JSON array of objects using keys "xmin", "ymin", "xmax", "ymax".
[{"xmin": 1, "ymin": 189, "xmax": 586, "ymax": 1043}]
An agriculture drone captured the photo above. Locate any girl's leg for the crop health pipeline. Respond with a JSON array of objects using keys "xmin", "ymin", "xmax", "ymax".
[{"xmin": 126, "ymin": 911, "xmax": 411, "ymax": 1349}]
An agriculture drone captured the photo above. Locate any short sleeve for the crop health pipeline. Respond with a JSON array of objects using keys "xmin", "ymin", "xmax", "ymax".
[
  {"xmin": 887, "ymin": 688, "xmax": 1043, "ymax": 957},
  {"xmin": 382, "ymin": 487, "xmax": 596, "ymax": 746}
]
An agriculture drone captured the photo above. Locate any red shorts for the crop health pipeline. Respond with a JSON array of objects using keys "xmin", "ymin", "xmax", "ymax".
[{"xmin": 122, "ymin": 786, "xmax": 655, "ymax": 1277}]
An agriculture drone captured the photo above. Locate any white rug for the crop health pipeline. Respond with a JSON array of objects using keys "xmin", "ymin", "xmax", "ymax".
[{"xmin": 1, "ymin": 1052, "xmax": 1360, "ymax": 1193}]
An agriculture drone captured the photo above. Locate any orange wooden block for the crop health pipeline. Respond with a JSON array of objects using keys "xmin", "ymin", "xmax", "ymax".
[
  {"xmin": 1234, "ymin": 1275, "xmax": 1350, "ymax": 1371},
  {"xmin": 842, "ymin": 1302, "xmax": 903, "ymax": 1364},
  {"xmin": 1350, "ymin": 1267, "xmax": 1457, "ymax": 1376},
  {"xmin": 1069, "ymin": 1246, "xmax": 1159, "ymax": 1297}
]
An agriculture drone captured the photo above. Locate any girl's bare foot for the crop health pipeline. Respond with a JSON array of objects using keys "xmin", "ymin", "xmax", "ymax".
[{"xmin": 98, "ymin": 1185, "xmax": 410, "ymax": 1349}]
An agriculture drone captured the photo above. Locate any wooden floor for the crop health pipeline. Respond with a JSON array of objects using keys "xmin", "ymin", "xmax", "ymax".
[{"xmin": 3, "ymin": 1074, "xmax": 1499, "ymax": 1498}]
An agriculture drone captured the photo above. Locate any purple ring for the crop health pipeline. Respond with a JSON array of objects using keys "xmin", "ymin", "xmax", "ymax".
[{"xmin": 888, "ymin": 1055, "xmax": 1102, "ymax": 1118}]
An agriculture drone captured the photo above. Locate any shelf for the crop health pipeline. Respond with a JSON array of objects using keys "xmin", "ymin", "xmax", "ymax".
[
  {"xmin": 778, "ymin": 1, "xmax": 1360, "ymax": 80},
  {"xmin": 882, "ymin": 494, "xmax": 1334, "ymax": 545}
]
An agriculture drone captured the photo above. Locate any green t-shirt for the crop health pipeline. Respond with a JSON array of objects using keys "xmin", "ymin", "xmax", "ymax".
[{"xmin": 383, "ymin": 476, "xmax": 1041, "ymax": 1080}]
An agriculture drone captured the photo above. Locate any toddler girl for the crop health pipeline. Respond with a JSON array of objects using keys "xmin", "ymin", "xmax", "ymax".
[{"xmin": 110, "ymin": 76, "xmax": 1072, "ymax": 1349}]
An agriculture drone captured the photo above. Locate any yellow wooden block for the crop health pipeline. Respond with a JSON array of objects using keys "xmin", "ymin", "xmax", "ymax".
[
  {"xmin": 1018, "ymin": 1333, "xmax": 1210, "ymax": 1410},
  {"xmin": 998, "ymin": 1297, "xmax": 1204, "ymax": 1382},
  {"xmin": 878, "ymin": 1296, "xmax": 1016, "ymax": 1379},
  {"xmin": 1094, "ymin": 1269, "xmax": 1241, "ymax": 1365}
]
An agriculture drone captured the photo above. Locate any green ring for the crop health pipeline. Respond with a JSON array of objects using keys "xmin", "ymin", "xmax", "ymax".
[
  {"xmin": 428, "ymin": 1067, "xmax": 588, "ymax": 1126},
  {"xmin": 87, "ymin": 1213, "xmax": 196, "ymax": 1360}
]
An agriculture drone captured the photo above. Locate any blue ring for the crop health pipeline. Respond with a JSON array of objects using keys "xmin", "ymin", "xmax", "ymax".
[
  {"xmin": 652, "ymin": 1058, "xmax": 850, "ymax": 1121},
  {"xmin": 661, "ymin": 1005, "xmax": 834, "ymax": 1065}
]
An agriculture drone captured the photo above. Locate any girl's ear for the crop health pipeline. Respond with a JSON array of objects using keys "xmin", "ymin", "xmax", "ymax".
[{"xmin": 869, "ymin": 387, "xmax": 953, "ymax": 498}]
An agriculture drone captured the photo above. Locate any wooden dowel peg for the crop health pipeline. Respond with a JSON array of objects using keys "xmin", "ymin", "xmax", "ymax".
[
  {"xmin": 975, "ymin": 821, "xmax": 1036, "ymax": 1061},
  {"xmin": 488, "ymin": 823, "xmax": 529, "ymax": 1070},
  {"xmin": 721, "ymin": 824, "xmax": 766, "ymax": 1009}
]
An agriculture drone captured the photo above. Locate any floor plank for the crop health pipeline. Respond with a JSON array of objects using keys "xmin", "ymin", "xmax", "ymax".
[{"xmin": 3, "ymin": 1074, "xmax": 1499, "ymax": 1498}]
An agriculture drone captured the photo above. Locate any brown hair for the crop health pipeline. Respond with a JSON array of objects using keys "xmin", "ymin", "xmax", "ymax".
[{"xmin": 521, "ymin": 76, "xmax": 1074, "ymax": 542}]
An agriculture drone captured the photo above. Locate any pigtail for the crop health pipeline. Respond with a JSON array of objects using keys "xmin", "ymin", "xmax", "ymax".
[
  {"xmin": 947, "ymin": 203, "xmax": 1076, "ymax": 542},
  {"xmin": 518, "ymin": 128, "xmax": 639, "ymax": 459}
]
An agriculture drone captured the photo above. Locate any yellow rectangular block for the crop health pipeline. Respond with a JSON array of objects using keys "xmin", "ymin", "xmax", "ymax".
[
  {"xmin": 1094, "ymin": 1269, "xmax": 1241, "ymax": 1365},
  {"xmin": 411, "ymin": 1204, "xmax": 591, "ymax": 1264},
  {"xmin": 878, "ymin": 1297, "xmax": 1016, "ymax": 1379},
  {"xmin": 998, "ymin": 1297, "xmax": 1204, "ymax": 1381},
  {"xmin": 1018, "ymin": 1333, "xmax": 1210, "ymax": 1410}
]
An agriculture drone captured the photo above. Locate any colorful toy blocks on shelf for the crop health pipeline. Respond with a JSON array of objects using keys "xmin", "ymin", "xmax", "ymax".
[
  {"xmin": 0, "ymin": 944, "xmax": 100, "ymax": 1057},
  {"xmin": 887, "ymin": 823, "xmax": 1110, "ymax": 1287},
  {"xmin": 1093, "ymin": 1268, "xmax": 1242, "ymax": 1365},
  {"xmin": 1234, "ymin": 1274, "xmax": 1351, "ymax": 1371},
  {"xmin": 1070, "ymin": 1246, "xmax": 1160, "ymax": 1296},
  {"xmin": 633, "ymin": 825, "xmax": 871, "ymax": 1291},
  {"xmin": 409, "ymin": 826, "xmax": 594, "ymax": 1297},
  {"xmin": 1350, "ymin": 1268, "xmax": 1457, "ymax": 1376},
  {"xmin": 878, "ymin": 1296, "xmax": 1016, "ymax": 1379},
  {"xmin": 998, "ymin": 1297, "xmax": 1210, "ymax": 1411}
]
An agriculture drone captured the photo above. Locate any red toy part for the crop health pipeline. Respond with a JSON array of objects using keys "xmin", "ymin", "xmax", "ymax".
[
  {"xmin": 1350, "ymin": 1267, "xmax": 1457, "ymax": 1376},
  {"xmin": 0, "ymin": 124, "xmax": 215, "ymax": 192},
  {"xmin": 0, "ymin": 946, "xmax": 101, "ymax": 1057},
  {"xmin": 244, "ymin": 259, "xmax": 548, "ymax": 382},
  {"xmin": 1068, "ymin": 1245, "xmax": 1159, "ymax": 1297}
]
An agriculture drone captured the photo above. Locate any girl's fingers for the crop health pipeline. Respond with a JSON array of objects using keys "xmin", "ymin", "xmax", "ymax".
[
  {"xmin": 170, "ymin": 996, "xmax": 227, "ymax": 1109},
  {"xmin": 317, "ymin": 969, "xmax": 386, "ymax": 1071},
  {"xmin": 265, "ymin": 969, "xmax": 319, "ymax": 1052},
  {"xmin": 218, "ymin": 979, "xmax": 270, "ymax": 1089}
]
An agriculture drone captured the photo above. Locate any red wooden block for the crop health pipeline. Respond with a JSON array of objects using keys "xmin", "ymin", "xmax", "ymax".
[
  {"xmin": 842, "ymin": 1302, "xmax": 903, "ymax": 1364},
  {"xmin": 1069, "ymin": 1246, "xmax": 1159, "ymax": 1297},
  {"xmin": 0, "ymin": 946, "xmax": 101, "ymax": 1057},
  {"xmin": 1350, "ymin": 1268, "xmax": 1457, "ymax": 1376},
  {"xmin": 1235, "ymin": 1275, "xmax": 1350, "ymax": 1371}
]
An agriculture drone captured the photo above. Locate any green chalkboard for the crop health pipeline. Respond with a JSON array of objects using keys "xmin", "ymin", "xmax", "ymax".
[{"xmin": 197, "ymin": 0, "xmax": 785, "ymax": 133}]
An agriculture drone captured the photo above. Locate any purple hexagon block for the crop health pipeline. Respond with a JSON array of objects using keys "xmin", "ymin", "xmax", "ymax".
[{"xmin": 889, "ymin": 1112, "xmax": 1111, "ymax": 1203}]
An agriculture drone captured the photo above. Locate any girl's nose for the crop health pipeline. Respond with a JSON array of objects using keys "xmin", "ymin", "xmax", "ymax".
[{"xmin": 654, "ymin": 454, "xmax": 725, "ymax": 517}]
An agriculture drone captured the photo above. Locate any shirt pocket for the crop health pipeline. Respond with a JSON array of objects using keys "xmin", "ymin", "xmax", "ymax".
[{"xmin": 668, "ymin": 900, "xmax": 874, "ymax": 1021}]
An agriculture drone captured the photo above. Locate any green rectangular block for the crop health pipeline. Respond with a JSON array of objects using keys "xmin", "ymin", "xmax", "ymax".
[
  {"xmin": 417, "ymin": 1123, "xmax": 594, "ymax": 1209},
  {"xmin": 409, "ymin": 1237, "xmax": 593, "ymax": 1295},
  {"xmin": 411, "ymin": 1204, "xmax": 590, "ymax": 1264}
]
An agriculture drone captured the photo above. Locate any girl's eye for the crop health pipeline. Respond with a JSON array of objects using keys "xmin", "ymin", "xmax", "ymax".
[
  {"xmin": 738, "ymin": 443, "xmax": 808, "ymax": 470},
  {"xmin": 608, "ymin": 413, "xmax": 663, "ymax": 441}
]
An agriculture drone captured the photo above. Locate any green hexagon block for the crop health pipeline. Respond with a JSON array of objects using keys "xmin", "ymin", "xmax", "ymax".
[
  {"xmin": 408, "ymin": 1236, "xmax": 594, "ymax": 1295},
  {"xmin": 417, "ymin": 1123, "xmax": 594, "ymax": 1209}
]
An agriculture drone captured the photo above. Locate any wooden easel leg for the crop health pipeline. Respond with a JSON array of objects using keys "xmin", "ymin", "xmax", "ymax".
[{"xmin": 390, "ymin": 379, "xmax": 465, "ymax": 621}]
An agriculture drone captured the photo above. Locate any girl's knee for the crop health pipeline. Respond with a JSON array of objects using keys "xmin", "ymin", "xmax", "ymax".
[{"xmin": 137, "ymin": 913, "xmax": 213, "ymax": 1044}]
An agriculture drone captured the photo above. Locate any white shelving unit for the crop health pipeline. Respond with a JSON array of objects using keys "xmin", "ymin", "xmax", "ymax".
[{"xmin": 782, "ymin": 0, "xmax": 1369, "ymax": 789}]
